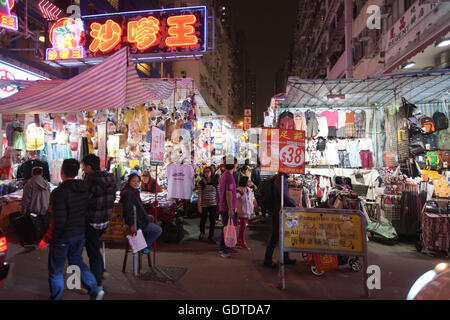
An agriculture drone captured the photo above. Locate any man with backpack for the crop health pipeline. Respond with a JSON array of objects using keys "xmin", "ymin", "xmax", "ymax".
[
  {"xmin": 262, "ymin": 173, "xmax": 298, "ymax": 268},
  {"xmin": 82, "ymin": 154, "xmax": 116, "ymax": 288}
]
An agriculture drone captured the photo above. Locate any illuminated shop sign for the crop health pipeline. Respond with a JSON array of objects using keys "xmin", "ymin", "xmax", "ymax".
[
  {"xmin": 46, "ymin": 17, "xmax": 86, "ymax": 60},
  {"xmin": 0, "ymin": 61, "xmax": 49, "ymax": 99},
  {"xmin": 0, "ymin": 0, "xmax": 18, "ymax": 31},
  {"xmin": 45, "ymin": 6, "xmax": 207, "ymax": 61}
]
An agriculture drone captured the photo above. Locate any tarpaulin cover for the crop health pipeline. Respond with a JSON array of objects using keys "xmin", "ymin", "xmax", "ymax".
[
  {"xmin": 0, "ymin": 47, "xmax": 151, "ymax": 114},
  {"xmin": 283, "ymin": 70, "xmax": 450, "ymax": 108}
]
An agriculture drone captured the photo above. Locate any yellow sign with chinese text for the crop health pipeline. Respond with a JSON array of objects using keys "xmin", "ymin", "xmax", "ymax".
[{"xmin": 283, "ymin": 209, "xmax": 364, "ymax": 254}]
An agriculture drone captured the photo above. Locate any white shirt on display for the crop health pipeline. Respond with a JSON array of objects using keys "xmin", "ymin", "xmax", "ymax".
[{"xmin": 166, "ymin": 163, "xmax": 195, "ymax": 200}]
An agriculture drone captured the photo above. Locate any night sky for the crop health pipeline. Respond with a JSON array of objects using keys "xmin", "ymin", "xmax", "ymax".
[{"xmin": 232, "ymin": 0, "xmax": 298, "ymax": 124}]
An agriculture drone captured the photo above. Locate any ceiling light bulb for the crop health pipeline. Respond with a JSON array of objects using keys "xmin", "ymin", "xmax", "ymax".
[
  {"xmin": 436, "ymin": 39, "xmax": 450, "ymax": 48},
  {"xmin": 402, "ymin": 62, "xmax": 415, "ymax": 69},
  {"xmin": 39, "ymin": 35, "xmax": 46, "ymax": 43}
]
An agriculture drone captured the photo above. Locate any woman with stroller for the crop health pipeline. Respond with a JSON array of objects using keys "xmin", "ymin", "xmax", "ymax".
[
  {"xmin": 120, "ymin": 173, "xmax": 162, "ymax": 254},
  {"xmin": 197, "ymin": 166, "xmax": 220, "ymax": 243}
]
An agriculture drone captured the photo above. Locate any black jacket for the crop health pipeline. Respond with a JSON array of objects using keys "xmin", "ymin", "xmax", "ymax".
[
  {"xmin": 271, "ymin": 174, "xmax": 296, "ymax": 211},
  {"xmin": 251, "ymin": 166, "xmax": 261, "ymax": 187},
  {"xmin": 17, "ymin": 159, "xmax": 50, "ymax": 182},
  {"xmin": 85, "ymin": 171, "xmax": 116, "ymax": 225},
  {"xmin": 120, "ymin": 186, "xmax": 150, "ymax": 230},
  {"xmin": 43, "ymin": 179, "xmax": 89, "ymax": 243}
]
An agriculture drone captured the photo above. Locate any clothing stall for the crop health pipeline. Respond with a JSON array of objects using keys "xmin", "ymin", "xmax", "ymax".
[{"xmin": 267, "ymin": 70, "xmax": 450, "ymax": 249}]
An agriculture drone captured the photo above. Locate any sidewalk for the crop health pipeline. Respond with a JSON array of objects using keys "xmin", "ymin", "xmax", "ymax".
[{"xmin": 0, "ymin": 216, "xmax": 446, "ymax": 300}]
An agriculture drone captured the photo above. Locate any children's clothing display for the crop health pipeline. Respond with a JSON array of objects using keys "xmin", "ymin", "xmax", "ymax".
[
  {"xmin": 316, "ymin": 116, "xmax": 329, "ymax": 138},
  {"xmin": 354, "ymin": 110, "xmax": 366, "ymax": 138},
  {"xmin": 345, "ymin": 111, "xmax": 355, "ymax": 138},
  {"xmin": 348, "ymin": 139, "xmax": 362, "ymax": 168}
]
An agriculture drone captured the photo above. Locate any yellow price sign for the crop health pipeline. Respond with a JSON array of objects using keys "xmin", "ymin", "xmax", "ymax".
[{"xmin": 283, "ymin": 210, "xmax": 364, "ymax": 254}]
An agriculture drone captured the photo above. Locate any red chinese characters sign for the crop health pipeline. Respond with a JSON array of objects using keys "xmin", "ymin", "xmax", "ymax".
[{"xmin": 260, "ymin": 128, "xmax": 305, "ymax": 174}]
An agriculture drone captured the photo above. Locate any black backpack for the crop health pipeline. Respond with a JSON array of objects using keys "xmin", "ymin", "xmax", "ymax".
[
  {"xmin": 423, "ymin": 133, "xmax": 438, "ymax": 151},
  {"xmin": 316, "ymin": 137, "xmax": 327, "ymax": 152},
  {"xmin": 432, "ymin": 112, "xmax": 448, "ymax": 131},
  {"xmin": 409, "ymin": 134, "xmax": 426, "ymax": 156},
  {"xmin": 255, "ymin": 176, "xmax": 277, "ymax": 208}
]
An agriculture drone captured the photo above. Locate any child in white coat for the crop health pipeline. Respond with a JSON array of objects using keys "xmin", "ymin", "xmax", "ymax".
[{"xmin": 236, "ymin": 176, "xmax": 256, "ymax": 249}]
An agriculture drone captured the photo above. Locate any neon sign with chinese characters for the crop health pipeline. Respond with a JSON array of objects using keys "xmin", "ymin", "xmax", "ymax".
[
  {"xmin": 45, "ymin": 6, "xmax": 207, "ymax": 60},
  {"xmin": 0, "ymin": 0, "xmax": 18, "ymax": 31},
  {"xmin": 46, "ymin": 17, "xmax": 86, "ymax": 60}
]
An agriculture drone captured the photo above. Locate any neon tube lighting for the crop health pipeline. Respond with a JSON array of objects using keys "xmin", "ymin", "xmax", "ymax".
[{"xmin": 82, "ymin": 5, "xmax": 206, "ymax": 19}]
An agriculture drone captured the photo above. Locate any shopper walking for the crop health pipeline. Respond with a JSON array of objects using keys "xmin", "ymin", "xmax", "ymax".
[
  {"xmin": 120, "ymin": 173, "xmax": 162, "ymax": 253},
  {"xmin": 218, "ymin": 157, "xmax": 238, "ymax": 258},
  {"xmin": 263, "ymin": 173, "xmax": 298, "ymax": 268},
  {"xmin": 21, "ymin": 166, "xmax": 51, "ymax": 241},
  {"xmin": 39, "ymin": 159, "xmax": 104, "ymax": 300},
  {"xmin": 82, "ymin": 154, "xmax": 116, "ymax": 287},
  {"xmin": 197, "ymin": 166, "xmax": 219, "ymax": 243},
  {"xmin": 236, "ymin": 176, "xmax": 255, "ymax": 249}
]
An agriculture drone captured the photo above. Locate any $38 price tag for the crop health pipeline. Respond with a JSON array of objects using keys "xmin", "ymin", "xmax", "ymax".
[{"xmin": 280, "ymin": 144, "xmax": 304, "ymax": 168}]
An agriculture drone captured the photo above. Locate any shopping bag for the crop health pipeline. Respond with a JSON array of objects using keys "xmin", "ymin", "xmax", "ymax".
[
  {"xmin": 224, "ymin": 216, "xmax": 237, "ymax": 248},
  {"xmin": 126, "ymin": 229, "xmax": 147, "ymax": 254}
]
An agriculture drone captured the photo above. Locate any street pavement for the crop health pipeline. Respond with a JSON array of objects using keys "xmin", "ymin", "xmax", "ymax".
[{"xmin": 0, "ymin": 215, "xmax": 447, "ymax": 300}]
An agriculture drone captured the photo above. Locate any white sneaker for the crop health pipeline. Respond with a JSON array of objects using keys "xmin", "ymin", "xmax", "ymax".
[
  {"xmin": 219, "ymin": 251, "xmax": 231, "ymax": 258},
  {"xmin": 90, "ymin": 289, "xmax": 105, "ymax": 300}
]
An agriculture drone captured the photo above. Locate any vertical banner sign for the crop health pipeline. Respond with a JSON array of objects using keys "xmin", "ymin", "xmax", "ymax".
[
  {"xmin": 98, "ymin": 122, "xmax": 107, "ymax": 169},
  {"xmin": 260, "ymin": 128, "xmax": 305, "ymax": 174},
  {"xmin": 150, "ymin": 126, "xmax": 165, "ymax": 165},
  {"xmin": 244, "ymin": 109, "xmax": 251, "ymax": 131}
]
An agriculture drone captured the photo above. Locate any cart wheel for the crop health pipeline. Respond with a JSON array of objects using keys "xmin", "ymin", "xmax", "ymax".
[
  {"xmin": 349, "ymin": 259, "xmax": 362, "ymax": 272},
  {"xmin": 302, "ymin": 253, "xmax": 308, "ymax": 263},
  {"xmin": 414, "ymin": 241, "xmax": 423, "ymax": 252},
  {"xmin": 311, "ymin": 265, "xmax": 325, "ymax": 276}
]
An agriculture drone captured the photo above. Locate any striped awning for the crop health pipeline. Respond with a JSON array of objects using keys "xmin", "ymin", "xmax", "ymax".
[
  {"xmin": 141, "ymin": 78, "xmax": 195, "ymax": 100},
  {"xmin": 416, "ymin": 102, "xmax": 449, "ymax": 118},
  {"xmin": 0, "ymin": 47, "xmax": 152, "ymax": 114}
]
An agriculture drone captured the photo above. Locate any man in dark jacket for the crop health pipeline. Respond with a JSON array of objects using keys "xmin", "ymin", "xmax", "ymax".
[
  {"xmin": 39, "ymin": 159, "xmax": 104, "ymax": 300},
  {"xmin": 82, "ymin": 154, "xmax": 116, "ymax": 287},
  {"xmin": 21, "ymin": 166, "xmax": 51, "ymax": 241},
  {"xmin": 264, "ymin": 173, "xmax": 298, "ymax": 268}
]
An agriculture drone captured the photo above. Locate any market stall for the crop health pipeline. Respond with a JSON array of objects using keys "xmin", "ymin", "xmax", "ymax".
[
  {"xmin": 269, "ymin": 70, "xmax": 449, "ymax": 248},
  {"xmin": 0, "ymin": 47, "xmax": 215, "ymax": 238}
]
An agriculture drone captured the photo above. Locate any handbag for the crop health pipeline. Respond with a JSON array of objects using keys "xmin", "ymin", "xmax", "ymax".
[{"xmin": 223, "ymin": 216, "xmax": 237, "ymax": 248}]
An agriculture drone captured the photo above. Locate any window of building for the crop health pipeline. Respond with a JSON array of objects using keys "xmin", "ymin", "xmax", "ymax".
[{"xmin": 404, "ymin": 0, "xmax": 413, "ymax": 11}]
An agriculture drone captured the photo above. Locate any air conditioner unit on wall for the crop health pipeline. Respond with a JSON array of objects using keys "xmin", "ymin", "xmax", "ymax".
[{"xmin": 435, "ymin": 50, "xmax": 450, "ymax": 69}]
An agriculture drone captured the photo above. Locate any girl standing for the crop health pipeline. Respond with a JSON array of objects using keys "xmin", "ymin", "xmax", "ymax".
[
  {"xmin": 197, "ymin": 166, "xmax": 219, "ymax": 243},
  {"xmin": 236, "ymin": 176, "xmax": 255, "ymax": 249}
]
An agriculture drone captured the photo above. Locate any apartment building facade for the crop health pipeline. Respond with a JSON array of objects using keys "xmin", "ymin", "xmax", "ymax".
[{"xmin": 286, "ymin": 0, "xmax": 450, "ymax": 80}]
